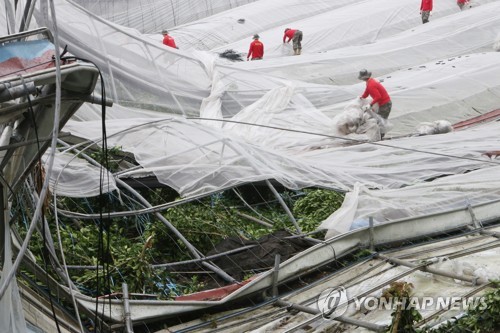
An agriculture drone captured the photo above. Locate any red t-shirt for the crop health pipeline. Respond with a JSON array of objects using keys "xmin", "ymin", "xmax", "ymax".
[
  {"xmin": 283, "ymin": 29, "xmax": 297, "ymax": 43},
  {"xmin": 361, "ymin": 78, "xmax": 391, "ymax": 106},
  {"xmin": 247, "ymin": 40, "xmax": 264, "ymax": 59},
  {"xmin": 420, "ymin": 0, "xmax": 433, "ymax": 11},
  {"xmin": 163, "ymin": 35, "xmax": 177, "ymax": 48}
]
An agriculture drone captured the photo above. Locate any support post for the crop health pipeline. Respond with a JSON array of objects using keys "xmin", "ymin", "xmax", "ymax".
[
  {"xmin": 117, "ymin": 179, "xmax": 236, "ymax": 284},
  {"xmin": 368, "ymin": 216, "xmax": 374, "ymax": 251},
  {"xmin": 272, "ymin": 254, "xmax": 281, "ymax": 297},
  {"xmin": 235, "ymin": 212, "xmax": 273, "ymax": 228},
  {"xmin": 467, "ymin": 203, "xmax": 482, "ymax": 229},
  {"xmin": 377, "ymin": 254, "xmax": 481, "ymax": 285},
  {"xmin": 122, "ymin": 283, "xmax": 133, "ymax": 333},
  {"xmin": 265, "ymin": 180, "xmax": 301, "ymax": 234},
  {"xmin": 58, "ymin": 140, "xmax": 237, "ymax": 284}
]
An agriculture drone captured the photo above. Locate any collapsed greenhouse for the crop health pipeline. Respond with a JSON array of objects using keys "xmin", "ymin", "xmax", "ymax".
[{"xmin": 1, "ymin": 0, "xmax": 500, "ymax": 332}]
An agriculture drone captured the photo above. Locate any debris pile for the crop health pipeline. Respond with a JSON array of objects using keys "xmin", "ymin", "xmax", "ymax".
[
  {"xmin": 333, "ymin": 98, "xmax": 390, "ymax": 142},
  {"xmin": 219, "ymin": 49, "xmax": 244, "ymax": 61},
  {"xmin": 416, "ymin": 120, "xmax": 453, "ymax": 136}
]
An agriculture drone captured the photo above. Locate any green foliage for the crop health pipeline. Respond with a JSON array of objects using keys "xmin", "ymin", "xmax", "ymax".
[
  {"xmin": 178, "ymin": 275, "xmax": 205, "ymax": 295},
  {"xmin": 259, "ymin": 207, "xmax": 295, "ymax": 234},
  {"xmin": 353, "ymin": 248, "xmax": 374, "ymax": 260},
  {"xmin": 383, "ymin": 281, "xmax": 422, "ymax": 333},
  {"xmin": 87, "ymin": 145, "xmax": 124, "ymax": 173},
  {"xmin": 427, "ymin": 282, "xmax": 500, "ymax": 333},
  {"xmin": 113, "ymin": 234, "xmax": 155, "ymax": 293},
  {"xmin": 140, "ymin": 187, "xmax": 180, "ymax": 207},
  {"xmin": 56, "ymin": 222, "xmax": 156, "ymax": 294},
  {"xmin": 15, "ymin": 185, "xmax": 346, "ymax": 299},
  {"xmin": 161, "ymin": 195, "xmax": 275, "ymax": 254},
  {"xmin": 293, "ymin": 189, "xmax": 344, "ymax": 233}
]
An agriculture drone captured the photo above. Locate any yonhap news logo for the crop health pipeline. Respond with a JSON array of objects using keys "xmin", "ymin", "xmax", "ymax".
[
  {"xmin": 317, "ymin": 286, "xmax": 349, "ymax": 319},
  {"xmin": 317, "ymin": 286, "xmax": 488, "ymax": 320}
]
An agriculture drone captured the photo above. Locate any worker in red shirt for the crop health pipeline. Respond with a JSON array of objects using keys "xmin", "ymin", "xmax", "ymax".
[
  {"xmin": 358, "ymin": 69, "xmax": 392, "ymax": 120},
  {"xmin": 247, "ymin": 34, "xmax": 264, "ymax": 61},
  {"xmin": 457, "ymin": 0, "xmax": 470, "ymax": 10},
  {"xmin": 420, "ymin": 0, "xmax": 433, "ymax": 24},
  {"xmin": 162, "ymin": 30, "xmax": 178, "ymax": 49},
  {"xmin": 283, "ymin": 28, "xmax": 303, "ymax": 55}
]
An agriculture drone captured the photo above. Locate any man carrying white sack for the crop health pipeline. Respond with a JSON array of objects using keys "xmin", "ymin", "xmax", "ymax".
[
  {"xmin": 334, "ymin": 98, "xmax": 387, "ymax": 143},
  {"xmin": 358, "ymin": 69, "xmax": 392, "ymax": 138}
]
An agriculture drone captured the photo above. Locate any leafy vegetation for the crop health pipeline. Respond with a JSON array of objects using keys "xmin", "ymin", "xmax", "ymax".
[
  {"xmin": 378, "ymin": 281, "xmax": 500, "ymax": 333},
  {"xmin": 293, "ymin": 188, "xmax": 345, "ymax": 233},
  {"xmin": 426, "ymin": 282, "xmax": 500, "ymax": 333},
  {"xmin": 87, "ymin": 145, "xmax": 126, "ymax": 173},
  {"xmin": 14, "ymin": 183, "xmax": 344, "ymax": 298},
  {"xmin": 16, "ymin": 158, "xmax": 500, "ymax": 332},
  {"xmin": 383, "ymin": 281, "xmax": 422, "ymax": 333}
]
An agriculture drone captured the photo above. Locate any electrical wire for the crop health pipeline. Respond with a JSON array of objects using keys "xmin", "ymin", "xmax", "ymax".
[
  {"xmin": 84, "ymin": 48, "xmax": 112, "ymax": 333},
  {"xmin": 23, "ymin": 78, "xmax": 63, "ymax": 333},
  {"xmin": 35, "ymin": 36, "xmax": 115, "ymax": 332},
  {"xmin": 0, "ymin": 6, "xmax": 109, "ymax": 333}
]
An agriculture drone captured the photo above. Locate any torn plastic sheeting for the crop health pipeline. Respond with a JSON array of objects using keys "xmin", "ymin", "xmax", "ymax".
[
  {"xmin": 318, "ymin": 166, "xmax": 500, "ymax": 239},
  {"xmin": 44, "ymin": 151, "xmax": 118, "ymax": 198}
]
